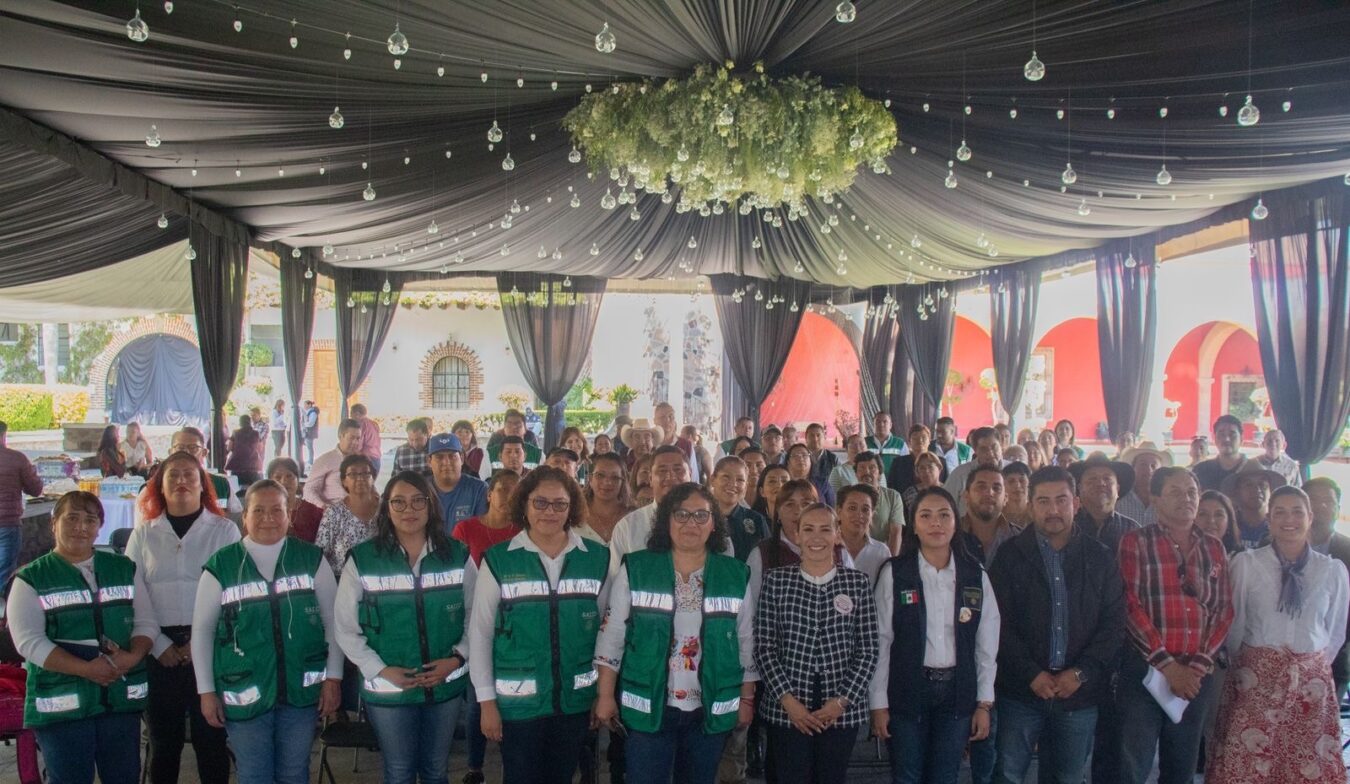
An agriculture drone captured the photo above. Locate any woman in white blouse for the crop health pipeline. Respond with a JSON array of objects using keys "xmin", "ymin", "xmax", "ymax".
[
  {"xmin": 593, "ymin": 482, "xmax": 756, "ymax": 784},
  {"xmin": 1206, "ymin": 486, "xmax": 1349, "ymax": 783},
  {"xmin": 125, "ymin": 451, "xmax": 240, "ymax": 784},
  {"xmin": 836, "ymin": 485, "xmax": 891, "ymax": 584},
  {"xmin": 120, "ymin": 420, "xmax": 153, "ymax": 477}
]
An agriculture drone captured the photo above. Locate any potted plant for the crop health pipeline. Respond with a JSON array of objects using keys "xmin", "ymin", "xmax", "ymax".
[{"xmin": 608, "ymin": 384, "xmax": 640, "ymax": 417}]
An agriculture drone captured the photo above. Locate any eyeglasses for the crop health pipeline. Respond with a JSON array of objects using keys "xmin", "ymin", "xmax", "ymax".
[
  {"xmin": 672, "ymin": 509, "xmax": 713, "ymax": 525},
  {"xmin": 389, "ymin": 496, "xmax": 428, "ymax": 512},
  {"xmin": 530, "ymin": 497, "xmax": 570, "ymax": 513},
  {"xmin": 172, "ymin": 443, "xmax": 206, "ymax": 455}
]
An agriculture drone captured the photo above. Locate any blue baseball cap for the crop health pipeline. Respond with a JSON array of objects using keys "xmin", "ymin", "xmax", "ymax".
[{"xmin": 428, "ymin": 432, "xmax": 463, "ymax": 455}]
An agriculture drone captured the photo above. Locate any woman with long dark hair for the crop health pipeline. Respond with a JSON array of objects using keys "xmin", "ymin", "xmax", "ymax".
[
  {"xmin": 751, "ymin": 464, "xmax": 791, "ymax": 522},
  {"xmin": 97, "ymin": 424, "xmax": 127, "ymax": 478},
  {"xmin": 581, "ymin": 452, "xmax": 634, "ymax": 544},
  {"xmin": 334, "ymin": 470, "xmax": 475, "ymax": 784},
  {"xmin": 225, "ymin": 414, "xmax": 264, "ymax": 489},
  {"xmin": 454, "ymin": 420, "xmax": 485, "ymax": 478}
]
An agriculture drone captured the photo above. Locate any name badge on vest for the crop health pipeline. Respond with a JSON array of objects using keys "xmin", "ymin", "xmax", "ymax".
[
  {"xmin": 742, "ymin": 519, "xmax": 757, "ymax": 534},
  {"xmin": 962, "ymin": 586, "xmax": 983, "ymax": 613},
  {"xmin": 899, "ymin": 589, "xmax": 919, "ymax": 606},
  {"xmin": 959, "ymin": 607, "xmax": 973, "ymax": 623}
]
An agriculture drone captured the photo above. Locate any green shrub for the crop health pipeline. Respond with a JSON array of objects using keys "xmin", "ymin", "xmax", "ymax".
[
  {"xmin": 564, "ymin": 409, "xmax": 616, "ymax": 434},
  {"xmin": 52, "ymin": 391, "xmax": 90, "ymax": 425},
  {"xmin": 0, "ymin": 387, "xmax": 55, "ymax": 431}
]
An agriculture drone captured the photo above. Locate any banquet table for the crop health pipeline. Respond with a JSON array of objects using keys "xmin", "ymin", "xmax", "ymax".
[{"xmin": 18, "ymin": 495, "xmax": 141, "ymax": 565}]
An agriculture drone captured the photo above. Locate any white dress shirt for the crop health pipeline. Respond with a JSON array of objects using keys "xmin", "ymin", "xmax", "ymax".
[
  {"xmin": 607, "ymin": 503, "xmax": 733, "ymax": 578},
  {"xmin": 468, "ymin": 530, "xmax": 611, "ymax": 702},
  {"xmin": 1225, "ymin": 546, "xmax": 1348, "ymax": 662},
  {"xmin": 190, "ymin": 537, "xmax": 344, "ymax": 694},
  {"xmin": 303, "ymin": 448, "xmax": 348, "ymax": 507},
  {"xmin": 334, "ymin": 541, "xmax": 478, "ymax": 682},
  {"xmin": 846, "ymin": 537, "xmax": 892, "ymax": 585},
  {"xmin": 125, "ymin": 511, "xmax": 241, "ymax": 657},
  {"xmin": 869, "ymin": 556, "xmax": 1000, "ymax": 709}
]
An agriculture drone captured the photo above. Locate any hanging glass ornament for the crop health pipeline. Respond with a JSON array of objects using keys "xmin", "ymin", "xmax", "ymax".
[
  {"xmin": 922, "ymin": 102, "xmax": 930, "ymax": 113},
  {"xmin": 1107, "ymin": 108, "xmax": 1116, "ymax": 120},
  {"xmin": 552, "ymin": 248, "xmax": 562, "ymax": 260},
  {"xmin": 510, "ymin": 199, "xmax": 522, "ymax": 215},
  {"xmin": 1023, "ymin": 51, "xmax": 1045, "ymax": 82},
  {"xmin": 1158, "ymin": 106, "xmax": 1168, "ymax": 119},
  {"xmin": 1061, "ymin": 163, "xmax": 1077, "ymax": 185},
  {"xmin": 126, "ymin": 9, "xmax": 149, "ymax": 41},
  {"xmin": 380, "ymin": 278, "xmax": 392, "ymax": 294},
  {"xmin": 289, "ymin": 22, "xmax": 299, "ymax": 48},
  {"xmin": 717, "ymin": 105, "xmax": 735, "ymax": 127},
  {"xmin": 387, "ymin": 23, "xmax": 409, "ymax": 55},
  {"xmin": 944, "ymin": 170, "xmax": 958, "ymax": 189},
  {"xmin": 322, "ymin": 243, "xmax": 334, "ymax": 256},
  {"xmin": 1344, "ymin": 172, "xmax": 1350, "ymax": 186},
  {"xmin": 590, "ymin": 242, "xmax": 601, "ymax": 256},
  {"xmin": 570, "ymin": 193, "xmax": 581, "ymax": 208},
  {"xmin": 660, "ymin": 190, "xmax": 673, "ymax": 204},
  {"xmin": 1124, "ymin": 253, "xmax": 1138, "ymax": 269},
  {"xmin": 923, "ymin": 293, "xmax": 934, "ymax": 307},
  {"xmin": 634, "ymin": 248, "xmax": 645, "ymax": 261},
  {"xmin": 1155, "ymin": 165, "xmax": 1172, "ymax": 186},
  {"xmin": 393, "ymin": 59, "xmax": 402, "ymax": 70},
  {"xmin": 751, "ymin": 236, "xmax": 762, "ymax": 249},
  {"xmin": 488, "ymin": 121, "xmax": 503, "ymax": 144},
  {"xmin": 835, "ymin": 1, "xmax": 857, "ymax": 23},
  {"xmin": 516, "ymin": 75, "xmax": 525, "ymax": 88},
  {"xmin": 975, "ymin": 232, "xmax": 988, "ymax": 249},
  {"xmin": 563, "ymin": 276, "xmax": 573, "ymax": 287},
  {"xmin": 233, "ymin": 16, "xmax": 242, "ymax": 33},
  {"xmin": 343, "ymin": 47, "xmax": 352, "ymax": 60},
  {"xmin": 145, "ymin": 125, "xmax": 162, "ymax": 147},
  {"xmin": 551, "ymin": 80, "xmax": 558, "ymax": 90},
  {"xmin": 346, "ymin": 295, "xmax": 355, "ymax": 308},
  {"xmin": 850, "ymin": 129, "xmax": 865, "ymax": 150},
  {"xmin": 1056, "ymin": 109, "xmax": 1065, "ymax": 120},
  {"xmin": 427, "ymin": 219, "xmax": 439, "ymax": 235},
  {"xmin": 987, "ymin": 245, "xmax": 999, "ymax": 258},
  {"xmin": 828, "ymin": 214, "xmax": 840, "ymax": 227},
  {"xmin": 820, "ymin": 223, "xmax": 831, "ymax": 235},
  {"xmin": 793, "ymin": 261, "xmax": 805, "ymax": 273},
  {"xmin": 1282, "ymin": 100, "xmax": 1291, "ymax": 113},
  {"xmin": 305, "ymin": 266, "xmax": 315, "ymax": 279},
  {"xmin": 1009, "ymin": 107, "xmax": 1018, "ymax": 119},
  {"xmin": 537, "ymin": 246, "xmax": 548, "ymax": 259},
  {"xmin": 363, "ymin": 182, "xmax": 376, "ymax": 201},
  {"xmin": 964, "ymin": 105, "xmax": 972, "ymax": 116},
  {"xmin": 629, "ymin": 205, "xmax": 642, "ymax": 221},
  {"xmin": 600, "ymin": 189, "xmax": 617, "ymax": 210},
  {"xmin": 1219, "ymin": 105, "xmax": 1229, "ymax": 117},
  {"xmin": 1250, "ymin": 198, "xmax": 1268, "ymax": 221},
  {"xmin": 1237, "ymin": 95, "xmax": 1260, "ymax": 127},
  {"xmin": 360, "ymin": 303, "xmax": 369, "ymax": 313},
  {"xmin": 329, "ymin": 106, "xmax": 344, "ymax": 129},
  {"xmin": 500, "ymin": 213, "xmax": 513, "ymax": 230},
  {"xmin": 956, "ymin": 140, "xmax": 972, "ymax": 162},
  {"xmin": 157, "ymin": 213, "xmax": 169, "ymax": 229},
  {"xmin": 1076, "ymin": 199, "xmax": 1091, "ymax": 216},
  {"xmin": 185, "ymin": 243, "xmax": 197, "ymax": 261},
  {"xmin": 688, "ymin": 236, "xmax": 698, "ymax": 249},
  {"xmin": 754, "ymin": 289, "xmax": 765, "ymax": 302},
  {"xmin": 164, "ymin": 1, "xmax": 173, "ymax": 13},
  {"xmin": 595, "ymin": 22, "xmax": 617, "ymax": 53},
  {"xmin": 500, "ymin": 244, "xmax": 510, "ymax": 256},
  {"xmin": 911, "ymin": 235, "xmax": 922, "ymax": 249},
  {"xmin": 501, "ymin": 153, "xmax": 515, "ymax": 171}
]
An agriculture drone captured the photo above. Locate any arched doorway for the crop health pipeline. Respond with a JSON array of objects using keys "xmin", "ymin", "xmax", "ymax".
[
  {"xmin": 106, "ymin": 334, "xmax": 212, "ymax": 429},
  {"xmin": 1163, "ymin": 321, "xmax": 1262, "ymax": 441},
  {"xmin": 1034, "ymin": 318, "xmax": 1107, "ymax": 440},
  {"xmin": 760, "ymin": 311, "xmax": 860, "ymax": 443},
  {"xmin": 946, "ymin": 317, "xmax": 995, "ymax": 428}
]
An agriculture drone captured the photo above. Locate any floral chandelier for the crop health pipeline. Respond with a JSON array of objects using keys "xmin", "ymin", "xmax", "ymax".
[{"xmin": 563, "ymin": 62, "xmax": 897, "ymax": 215}]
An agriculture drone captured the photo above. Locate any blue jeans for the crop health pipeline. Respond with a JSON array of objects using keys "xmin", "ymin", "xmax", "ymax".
[
  {"xmin": 225, "ymin": 703, "xmax": 318, "ymax": 784},
  {"xmin": 967, "ymin": 706, "xmax": 997, "ymax": 784},
  {"xmin": 366, "ymin": 696, "xmax": 465, "ymax": 784},
  {"xmin": 466, "ymin": 697, "xmax": 487, "ymax": 769},
  {"xmin": 885, "ymin": 679, "xmax": 971, "ymax": 784},
  {"xmin": 994, "ymin": 698, "xmax": 1097, "ymax": 784},
  {"xmin": 625, "ymin": 707, "xmax": 730, "ymax": 784},
  {"xmin": 34, "ymin": 711, "xmax": 141, "ymax": 784},
  {"xmin": 0, "ymin": 525, "xmax": 22, "ymax": 588},
  {"xmin": 1116, "ymin": 653, "xmax": 1221, "ymax": 784}
]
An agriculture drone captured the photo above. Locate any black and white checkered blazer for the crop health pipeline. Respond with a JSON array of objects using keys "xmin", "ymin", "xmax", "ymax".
[{"xmin": 753, "ymin": 565, "xmax": 879, "ymax": 728}]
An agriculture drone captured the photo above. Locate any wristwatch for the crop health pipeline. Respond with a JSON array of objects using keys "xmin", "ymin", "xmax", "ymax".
[{"xmin": 1072, "ymin": 667, "xmax": 1087, "ymax": 685}]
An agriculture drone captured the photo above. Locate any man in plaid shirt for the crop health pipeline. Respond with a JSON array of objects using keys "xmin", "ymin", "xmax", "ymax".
[
  {"xmin": 1115, "ymin": 466, "xmax": 1233, "ymax": 784},
  {"xmin": 392, "ymin": 417, "xmax": 432, "ymax": 479}
]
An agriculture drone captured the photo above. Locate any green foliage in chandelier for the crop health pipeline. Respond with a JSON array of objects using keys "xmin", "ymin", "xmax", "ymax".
[{"xmin": 563, "ymin": 62, "xmax": 897, "ymax": 210}]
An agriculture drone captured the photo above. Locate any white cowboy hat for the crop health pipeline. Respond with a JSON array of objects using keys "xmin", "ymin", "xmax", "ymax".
[{"xmin": 620, "ymin": 418, "xmax": 664, "ymax": 444}]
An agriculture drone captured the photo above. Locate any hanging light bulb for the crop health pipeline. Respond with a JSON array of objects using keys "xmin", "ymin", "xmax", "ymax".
[
  {"xmin": 590, "ymin": 242, "xmax": 600, "ymax": 256},
  {"xmin": 322, "ymin": 243, "xmax": 334, "ymax": 256},
  {"xmin": 1061, "ymin": 163, "xmax": 1077, "ymax": 185},
  {"xmin": 1076, "ymin": 199, "xmax": 1091, "ymax": 216},
  {"xmin": 1124, "ymin": 253, "xmax": 1138, "ymax": 269},
  {"xmin": 427, "ymin": 219, "xmax": 439, "ymax": 235},
  {"xmin": 501, "ymin": 153, "xmax": 515, "ymax": 171},
  {"xmin": 1009, "ymin": 107, "xmax": 1019, "ymax": 119},
  {"xmin": 1107, "ymin": 107, "xmax": 1116, "ymax": 120},
  {"xmin": 1237, "ymin": 94, "xmax": 1260, "ymax": 127},
  {"xmin": 911, "ymin": 235, "xmax": 922, "ymax": 249},
  {"xmin": 634, "ymin": 248, "xmax": 645, "ymax": 261},
  {"xmin": 551, "ymin": 79, "xmax": 558, "ymax": 90},
  {"xmin": 1282, "ymin": 99, "xmax": 1291, "ymax": 113},
  {"xmin": 126, "ymin": 8, "xmax": 149, "ymax": 41},
  {"xmin": 510, "ymin": 199, "xmax": 522, "ymax": 215},
  {"xmin": 1024, "ymin": 51, "xmax": 1045, "ymax": 82},
  {"xmin": 1219, "ymin": 105, "xmax": 1229, "ymax": 117},
  {"xmin": 688, "ymin": 236, "xmax": 698, "ymax": 249},
  {"xmin": 1250, "ymin": 197, "xmax": 1268, "ymax": 221},
  {"xmin": 305, "ymin": 266, "xmax": 315, "ymax": 279},
  {"xmin": 944, "ymin": 170, "xmax": 958, "ymax": 189},
  {"xmin": 328, "ymin": 106, "xmax": 344, "ymax": 129},
  {"xmin": 163, "ymin": 1, "xmax": 173, "ymax": 13},
  {"xmin": 570, "ymin": 193, "xmax": 581, "ymax": 208},
  {"xmin": 156, "ymin": 213, "xmax": 169, "ymax": 229},
  {"xmin": 185, "ymin": 243, "xmax": 197, "ymax": 261},
  {"xmin": 437, "ymin": 65, "xmax": 445, "ymax": 77},
  {"xmin": 600, "ymin": 189, "xmax": 617, "ymax": 210},
  {"xmin": 233, "ymin": 14, "xmax": 242, "ymax": 33},
  {"xmin": 922, "ymin": 102, "xmax": 930, "ymax": 113},
  {"xmin": 1158, "ymin": 106, "xmax": 1168, "ymax": 119},
  {"xmin": 487, "ymin": 121, "xmax": 503, "ymax": 144},
  {"xmin": 850, "ymin": 129, "xmax": 865, "ymax": 150},
  {"xmin": 1155, "ymin": 165, "xmax": 1172, "ymax": 186},
  {"xmin": 568, "ymin": 146, "xmax": 582, "ymax": 164},
  {"xmin": 537, "ymin": 246, "xmax": 548, "ymax": 259},
  {"xmin": 289, "ymin": 21, "xmax": 299, "ymax": 48},
  {"xmin": 516, "ymin": 74, "xmax": 525, "ymax": 88},
  {"xmin": 595, "ymin": 21, "xmax": 617, "ymax": 53},
  {"xmin": 956, "ymin": 140, "xmax": 972, "ymax": 162},
  {"xmin": 145, "ymin": 125, "xmax": 162, "ymax": 147},
  {"xmin": 751, "ymin": 236, "xmax": 762, "ymax": 249},
  {"xmin": 362, "ymin": 182, "xmax": 376, "ymax": 201},
  {"xmin": 835, "ymin": 1, "xmax": 857, "ymax": 23},
  {"xmin": 387, "ymin": 23, "xmax": 409, "ymax": 55},
  {"xmin": 500, "ymin": 244, "xmax": 510, "ymax": 256},
  {"xmin": 1344, "ymin": 172, "xmax": 1350, "ymax": 186},
  {"xmin": 717, "ymin": 105, "xmax": 735, "ymax": 127},
  {"xmin": 629, "ymin": 206, "xmax": 640, "ymax": 221}
]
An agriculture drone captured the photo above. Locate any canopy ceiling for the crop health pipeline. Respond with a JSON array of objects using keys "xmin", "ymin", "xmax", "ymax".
[{"xmin": 1, "ymin": 0, "xmax": 1349, "ymax": 289}]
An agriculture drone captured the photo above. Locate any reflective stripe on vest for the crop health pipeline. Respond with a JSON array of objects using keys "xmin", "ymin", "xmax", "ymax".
[
  {"xmin": 220, "ymin": 580, "xmax": 268, "ymax": 605},
  {"xmin": 364, "ymin": 676, "xmax": 405, "ymax": 694},
  {"xmin": 703, "ymin": 596, "xmax": 742, "ymax": 615},
  {"xmin": 34, "ymin": 694, "xmax": 80, "ymax": 713},
  {"xmin": 500, "ymin": 580, "xmax": 551, "ymax": 600},
  {"xmin": 99, "ymin": 585, "xmax": 135, "ymax": 602},
  {"xmin": 273, "ymin": 574, "xmax": 315, "ymax": 595},
  {"xmin": 557, "ymin": 578, "xmax": 602, "ymax": 596},
  {"xmin": 709, "ymin": 697, "xmax": 740, "ymax": 716},
  {"xmin": 630, "ymin": 590, "xmax": 674, "ymax": 611},
  {"xmin": 495, "ymin": 678, "xmax": 538, "ymax": 697},
  {"xmin": 421, "ymin": 569, "xmax": 464, "ymax": 589},
  {"xmin": 573, "ymin": 669, "xmax": 598, "ymax": 690},
  {"xmin": 361, "ymin": 574, "xmax": 416, "ymax": 592},
  {"xmin": 446, "ymin": 663, "xmax": 469, "ymax": 683},
  {"xmin": 302, "ymin": 670, "xmax": 328, "ymax": 688},
  {"xmin": 127, "ymin": 682, "xmax": 148, "ymax": 700},
  {"xmin": 222, "ymin": 686, "xmax": 262, "ymax": 706},
  {"xmin": 38, "ymin": 590, "xmax": 91, "ymax": 611},
  {"xmin": 621, "ymin": 691, "xmax": 652, "ymax": 714}
]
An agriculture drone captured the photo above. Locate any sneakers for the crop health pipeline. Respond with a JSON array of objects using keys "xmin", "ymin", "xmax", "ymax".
[{"xmin": 461, "ymin": 771, "xmax": 485, "ymax": 784}]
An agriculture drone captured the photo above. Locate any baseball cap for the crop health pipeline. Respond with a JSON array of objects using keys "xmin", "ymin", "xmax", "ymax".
[{"xmin": 428, "ymin": 432, "xmax": 463, "ymax": 455}]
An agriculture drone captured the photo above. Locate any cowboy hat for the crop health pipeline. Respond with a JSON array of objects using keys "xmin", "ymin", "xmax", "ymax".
[
  {"xmin": 1219, "ymin": 459, "xmax": 1287, "ymax": 497},
  {"xmin": 619, "ymin": 417, "xmax": 664, "ymax": 444},
  {"xmin": 1068, "ymin": 455, "xmax": 1136, "ymax": 498},
  {"xmin": 1121, "ymin": 441, "xmax": 1174, "ymax": 468}
]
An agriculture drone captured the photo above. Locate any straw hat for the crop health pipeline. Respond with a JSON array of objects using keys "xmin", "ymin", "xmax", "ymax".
[
  {"xmin": 1121, "ymin": 441, "xmax": 1174, "ymax": 467},
  {"xmin": 619, "ymin": 417, "xmax": 664, "ymax": 444}
]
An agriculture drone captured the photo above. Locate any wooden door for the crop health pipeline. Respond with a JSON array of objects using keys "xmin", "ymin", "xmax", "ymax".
[{"xmin": 311, "ymin": 349, "xmax": 341, "ymax": 427}]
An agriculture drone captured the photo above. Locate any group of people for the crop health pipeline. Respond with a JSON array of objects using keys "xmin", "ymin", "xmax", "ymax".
[{"xmin": 5, "ymin": 405, "xmax": 1350, "ymax": 784}]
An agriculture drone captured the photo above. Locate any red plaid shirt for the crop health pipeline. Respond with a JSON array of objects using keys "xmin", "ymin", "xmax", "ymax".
[{"xmin": 1119, "ymin": 523, "xmax": 1233, "ymax": 671}]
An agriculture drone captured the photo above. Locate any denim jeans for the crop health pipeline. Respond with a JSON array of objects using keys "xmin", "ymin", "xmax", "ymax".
[
  {"xmin": 967, "ymin": 706, "xmax": 996, "ymax": 784},
  {"xmin": 1116, "ymin": 653, "xmax": 1221, "ymax": 784},
  {"xmin": 500, "ymin": 711, "xmax": 590, "ymax": 784},
  {"xmin": 994, "ymin": 698, "xmax": 1097, "ymax": 784},
  {"xmin": 885, "ymin": 679, "xmax": 971, "ymax": 784},
  {"xmin": 768, "ymin": 724, "xmax": 858, "ymax": 784},
  {"xmin": 625, "ymin": 707, "xmax": 730, "ymax": 784},
  {"xmin": 225, "ymin": 703, "xmax": 317, "ymax": 784},
  {"xmin": 34, "ymin": 712, "xmax": 141, "ymax": 784},
  {"xmin": 466, "ymin": 697, "xmax": 487, "ymax": 770},
  {"xmin": 366, "ymin": 695, "xmax": 465, "ymax": 784},
  {"xmin": 0, "ymin": 525, "xmax": 22, "ymax": 589}
]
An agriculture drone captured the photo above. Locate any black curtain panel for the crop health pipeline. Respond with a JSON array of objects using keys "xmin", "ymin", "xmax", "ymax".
[
  {"xmin": 989, "ymin": 265, "xmax": 1041, "ymax": 428},
  {"xmin": 1249, "ymin": 182, "xmax": 1350, "ymax": 468},
  {"xmin": 711, "ymin": 275, "xmax": 810, "ymax": 429},
  {"xmin": 280, "ymin": 251, "xmax": 319, "ymax": 471},
  {"xmin": 1095, "ymin": 240, "xmax": 1158, "ymax": 440},
  {"xmin": 721, "ymin": 354, "xmax": 750, "ymax": 438},
  {"xmin": 188, "ymin": 223, "xmax": 250, "ymax": 468},
  {"xmin": 333, "ymin": 267, "xmax": 404, "ymax": 420},
  {"xmin": 496, "ymin": 272, "xmax": 608, "ymax": 451},
  {"xmin": 860, "ymin": 298, "xmax": 899, "ymax": 427},
  {"xmin": 896, "ymin": 283, "xmax": 957, "ymax": 424}
]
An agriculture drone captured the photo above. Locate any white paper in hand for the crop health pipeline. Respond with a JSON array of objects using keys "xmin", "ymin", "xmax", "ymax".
[{"xmin": 1144, "ymin": 666, "xmax": 1190, "ymax": 724}]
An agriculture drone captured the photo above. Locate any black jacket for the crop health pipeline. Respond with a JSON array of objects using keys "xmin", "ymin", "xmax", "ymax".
[
  {"xmin": 988, "ymin": 525, "xmax": 1125, "ymax": 711},
  {"xmin": 1327, "ymin": 532, "xmax": 1350, "ymax": 686}
]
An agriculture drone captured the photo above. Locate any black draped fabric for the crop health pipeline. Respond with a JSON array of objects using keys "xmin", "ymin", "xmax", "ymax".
[
  {"xmin": 711, "ymin": 276, "xmax": 810, "ymax": 429},
  {"xmin": 1095, "ymin": 241, "xmax": 1158, "ymax": 440},
  {"xmin": 887, "ymin": 337, "xmax": 928, "ymax": 429},
  {"xmin": 496, "ymin": 273, "xmax": 607, "ymax": 451},
  {"xmin": 188, "ymin": 224, "xmax": 249, "ymax": 467},
  {"xmin": 896, "ymin": 284, "xmax": 957, "ymax": 423},
  {"xmin": 1249, "ymin": 183, "xmax": 1350, "ymax": 467},
  {"xmin": 108, "ymin": 334, "xmax": 211, "ymax": 431},
  {"xmin": 720, "ymin": 355, "xmax": 750, "ymax": 441},
  {"xmin": 861, "ymin": 302, "xmax": 899, "ymax": 426},
  {"xmin": 333, "ymin": 268, "xmax": 403, "ymax": 420},
  {"xmin": 989, "ymin": 266, "xmax": 1041, "ymax": 428},
  {"xmin": 280, "ymin": 252, "xmax": 318, "ymax": 471}
]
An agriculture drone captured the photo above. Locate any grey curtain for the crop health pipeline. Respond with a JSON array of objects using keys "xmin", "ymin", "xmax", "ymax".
[
  {"xmin": 896, "ymin": 284, "xmax": 957, "ymax": 423},
  {"xmin": 280, "ymin": 251, "xmax": 318, "ymax": 471},
  {"xmin": 1249, "ymin": 182, "xmax": 1350, "ymax": 468},
  {"xmin": 720, "ymin": 354, "xmax": 750, "ymax": 440},
  {"xmin": 861, "ymin": 290, "xmax": 899, "ymax": 429},
  {"xmin": 333, "ymin": 268, "xmax": 403, "ymax": 420},
  {"xmin": 188, "ymin": 223, "xmax": 250, "ymax": 467},
  {"xmin": 711, "ymin": 275, "xmax": 810, "ymax": 429},
  {"xmin": 1095, "ymin": 240, "xmax": 1158, "ymax": 440},
  {"xmin": 989, "ymin": 266, "xmax": 1041, "ymax": 428},
  {"xmin": 496, "ymin": 272, "xmax": 607, "ymax": 451}
]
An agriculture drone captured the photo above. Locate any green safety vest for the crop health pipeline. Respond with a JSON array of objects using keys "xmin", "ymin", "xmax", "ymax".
[
  {"xmin": 348, "ymin": 538, "xmax": 471, "ymax": 705},
  {"xmin": 486, "ymin": 443, "xmax": 542, "ymax": 474},
  {"xmin": 484, "ymin": 539, "xmax": 609, "ymax": 721},
  {"xmin": 15, "ymin": 551, "xmax": 149, "ymax": 728},
  {"xmin": 618, "ymin": 550, "xmax": 748, "ymax": 735},
  {"xmin": 866, "ymin": 435, "xmax": 907, "ymax": 473},
  {"xmin": 203, "ymin": 538, "xmax": 329, "ymax": 721}
]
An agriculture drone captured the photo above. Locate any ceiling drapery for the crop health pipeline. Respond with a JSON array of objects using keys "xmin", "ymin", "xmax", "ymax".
[{"xmin": 1, "ymin": 1, "xmax": 1349, "ymax": 288}]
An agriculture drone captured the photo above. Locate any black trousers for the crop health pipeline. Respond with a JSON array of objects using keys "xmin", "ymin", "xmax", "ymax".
[
  {"xmin": 500, "ymin": 712, "xmax": 591, "ymax": 784},
  {"xmin": 768, "ymin": 724, "xmax": 858, "ymax": 784},
  {"xmin": 146, "ymin": 656, "xmax": 230, "ymax": 784}
]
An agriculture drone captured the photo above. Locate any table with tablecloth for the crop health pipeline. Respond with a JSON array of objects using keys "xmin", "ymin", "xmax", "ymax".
[{"xmin": 18, "ymin": 496, "xmax": 141, "ymax": 565}]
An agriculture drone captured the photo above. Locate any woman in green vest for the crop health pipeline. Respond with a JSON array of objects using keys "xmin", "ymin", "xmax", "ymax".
[
  {"xmin": 468, "ymin": 465, "xmax": 610, "ymax": 784},
  {"xmin": 593, "ymin": 482, "xmax": 756, "ymax": 784},
  {"xmin": 334, "ymin": 470, "xmax": 475, "ymax": 784},
  {"xmin": 6, "ymin": 491, "xmax": 156, "ymax": 784},
  {"xmin": 190, "ymin": 480, "xmax": 343, "ymax": 784}
]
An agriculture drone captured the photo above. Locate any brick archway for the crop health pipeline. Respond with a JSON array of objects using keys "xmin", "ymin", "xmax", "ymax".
[
  {"xmin": 418, "ymin": 340, "xmax": 485, "ymax": 409},
  {"xmin": 88, "ymin": 316, "xmax": 198, "ymax": 410}
]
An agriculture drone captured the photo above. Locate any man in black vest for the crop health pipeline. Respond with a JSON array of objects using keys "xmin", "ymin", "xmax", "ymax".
[{"xmin": 989, "ymin": 467, "xmax": 1125, "ymax": 784}]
